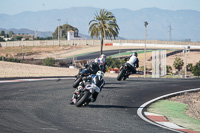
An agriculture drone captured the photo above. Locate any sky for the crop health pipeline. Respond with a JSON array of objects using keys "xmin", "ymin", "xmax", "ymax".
[{"xmin": 0, "ymin": 0, "xmax": 200, "ymax": 15}]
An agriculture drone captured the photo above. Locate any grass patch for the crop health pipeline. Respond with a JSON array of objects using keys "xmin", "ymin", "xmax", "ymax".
[
  {"xmin": 109, "ymin": 50, "xmax": 153, "ymax": 58},
  {"xmin": 148, "ymin": 100, "xmax": 200, "ymax": 132}
]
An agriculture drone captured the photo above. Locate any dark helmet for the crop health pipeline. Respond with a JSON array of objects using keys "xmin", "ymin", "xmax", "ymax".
[{"xmin": 132, "ymin": 52, "xmax": 138, "ymax": 57}]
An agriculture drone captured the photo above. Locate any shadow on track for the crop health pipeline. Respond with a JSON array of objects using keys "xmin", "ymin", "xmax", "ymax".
[{"xmin": 88, "ymin": 104, "xmax": 139, "ymax": 109}]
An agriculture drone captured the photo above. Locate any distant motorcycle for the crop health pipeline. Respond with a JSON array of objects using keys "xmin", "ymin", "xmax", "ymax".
[
  {"xmin": 73, "ymin": 68, "xmax": 90, "ymax": 88},
  {"xmin": 117, "ymin": 63, "xmax": 132, "ymax": 81},
  {"xmin": 72, "ymin": 84, "xmax": 97, "ymax": 107}
]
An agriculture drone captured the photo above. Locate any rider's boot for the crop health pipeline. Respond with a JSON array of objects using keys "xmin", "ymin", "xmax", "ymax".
[{"xmin": 70, "ymin": 98, "xmax": 77, "ymax": 105}]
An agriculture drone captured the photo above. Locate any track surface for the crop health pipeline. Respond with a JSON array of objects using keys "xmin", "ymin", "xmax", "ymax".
[
  {"xmin": 0, "ymin": 78, "xmax": 199, "ymax": 133},
  {"xmin": 76, "ymin": 49, "xmax": 140, "ymax": 60}
]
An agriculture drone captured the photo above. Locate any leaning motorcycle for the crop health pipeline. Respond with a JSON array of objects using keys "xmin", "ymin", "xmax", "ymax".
[
  {"xmin": 73, "ymin": 68, "xmax": 90, "ymax": 88},
  {"xmin": 72, "ymin": 84, "xmax": 96, "ymax": 107},
  {"xmin": 117, "ymin": 63, "xmax": 131, "ymax": 81}
]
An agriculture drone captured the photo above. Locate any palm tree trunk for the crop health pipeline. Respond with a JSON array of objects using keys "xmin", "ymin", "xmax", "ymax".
[{"xmin": 100, "ymin": 38, "xmax": 103, "ymax": 55}]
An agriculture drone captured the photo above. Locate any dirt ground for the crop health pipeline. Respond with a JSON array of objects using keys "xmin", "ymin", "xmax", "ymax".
[{"xmin": 1, "ymin": 46, "xmax": 200, "ymax": 70}]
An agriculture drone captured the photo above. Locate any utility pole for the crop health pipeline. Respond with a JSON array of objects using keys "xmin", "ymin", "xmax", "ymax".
[
  {"xmin": 57, "ymin": 19, "xmax": 61, "ymax": 46},
  {"xmin": 168, "ymin": 24, "xmax": 173, "ymax": 41},
  {"xmin": 34, "ymin": 29, "xmax": 38, "ymax": 39},
  {"xmin": 144, "ymin": 21, "xmax": 148, "ymax": 78},
  {"xmin": 184, "ymin": 46, "xmax": 190, "ymax": 78}
]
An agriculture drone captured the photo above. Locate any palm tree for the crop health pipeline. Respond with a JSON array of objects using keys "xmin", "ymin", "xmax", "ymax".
[{"xmin": 89, "ymin": 9, "xmax": 119, "ymax": 55}]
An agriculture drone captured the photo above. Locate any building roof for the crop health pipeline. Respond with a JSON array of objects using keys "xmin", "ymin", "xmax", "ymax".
[{"xmin": 68, "ymin": 30, "xmax": 74, "ymax": 33}]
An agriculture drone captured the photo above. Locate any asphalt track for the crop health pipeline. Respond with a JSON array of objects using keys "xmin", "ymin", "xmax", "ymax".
[
  {"xmin": 0, "ymin": 77, "xmax": 200, "ymax": 133},
  {"xmin": 76, "ymin": 49, "xmax": 141, "ymax": 60}
]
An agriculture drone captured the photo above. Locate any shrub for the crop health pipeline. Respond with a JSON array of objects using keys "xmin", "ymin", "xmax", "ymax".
[
  {"xmin": 167, "ymin": 65, "xmax": 172, "ymax": 73},
  {"xmin": 42, "ymin": 57, "xmax": 55, "ymax": 66},
  {"xmin": 106, "ymin": 57, "xmax": 126, "ymax": 70},
  {"xmin": 187, "ymin": 63, "xmax": 193, "ymax": 71},
  {"xmin": 192, "ymin": 61, "xmax": 200, "ymax": 78},
  {"xmin": 173, "ymin": 57, "xmax": 184, "ymax": 71},
  {"xmin": 0, "ymin": 56, "xmax": 21, "ymax": 63}
]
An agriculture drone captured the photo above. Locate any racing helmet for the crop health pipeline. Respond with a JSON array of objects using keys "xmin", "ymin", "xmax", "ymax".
[
  {"xmin": 99, "ymin": 54, "xmax": 106, "ymax": 65},
  {"xmin": 100, "ymin": 54, "xmax": 106, "ymax": 59},
  {"xmin": 94, "ymin": 58, "xmax": 100, "ymax": 64},
  {"xmin": 96, "ymin": 71, "xmax": 104, "ymax": 77},
  {"xmin": 92, "ymin": 71, "xmax": 104, "ymax": 86},
  {"xmin": 132, "ymin": 52, "xmax": 138, "ymax": 57}
]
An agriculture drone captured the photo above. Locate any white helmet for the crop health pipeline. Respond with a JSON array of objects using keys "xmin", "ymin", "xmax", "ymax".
[
  {"xmin": 100, "ymin": 54, "xmax": 106, "ymax": 59},
  {"xmin": 96, "ymin": 71, "xmax": 104, "ymax": 77},
  {"xmin": 94, "ymin": 58, "xmax": 100, "ymax": 64}
]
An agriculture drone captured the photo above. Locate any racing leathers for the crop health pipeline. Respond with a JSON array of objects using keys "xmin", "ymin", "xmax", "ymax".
[
  {"xmin": 70, "ymin": 74, "xmax": 105, "ymax": 105},
  {"xmin": 126, "ymin": 55, "xmax": 139, "ymax": 74}
]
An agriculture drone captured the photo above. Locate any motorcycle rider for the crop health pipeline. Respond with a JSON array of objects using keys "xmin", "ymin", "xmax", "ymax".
[
  {"xmin": 70, "ymin": 71, "xmax": 105, "ymax": 105},
  {"xmin": 82, "ymin": 58, "xmax": 101, "ymax": 75},
  {"xmin": 126, "ymin": 52, "xmax": 139, "ymax": 76},
  {"xmin": 99, "ymin": 54, "xmax": 107, "ymax": 73},
  {"xmin": 82, "ymin": 54, "xmax": 107, "ymax": 75},
  {"xmin": 85, "ymin": 70, "xmax": 105, "ymax": 105}
]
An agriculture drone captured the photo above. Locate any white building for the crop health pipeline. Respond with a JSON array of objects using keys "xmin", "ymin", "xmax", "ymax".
[{"xmin": 67, "ymin": 30, "xmax": 85, "ymax": 40}]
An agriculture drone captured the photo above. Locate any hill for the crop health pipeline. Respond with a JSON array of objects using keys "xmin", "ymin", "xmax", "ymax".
[{"xmin": 0, "ymin": 7, "xmax": 200, "ymax": 41}]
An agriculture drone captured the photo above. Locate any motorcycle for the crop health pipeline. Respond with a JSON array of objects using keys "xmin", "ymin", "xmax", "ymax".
[
  {"xmin": 73, "ymin": 68, "xmax": 90, "ymax": 88},
  {"xmin": 117, "ymin": 63, "xmax": 132, "ymax": 81},
  {"xmin": 72, "ymin": 84, "xmax": 97, "ymax": 107}
]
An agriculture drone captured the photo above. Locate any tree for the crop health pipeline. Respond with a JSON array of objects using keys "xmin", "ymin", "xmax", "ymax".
[
  {"xmin": 14, "ymin": 36, "xmax": 22, "ymax": 41},
  {"xmin": 89, "ymin": 9, "xmax": 119, "ymax": 55},
  {"xmin": 8, "ymin": 31, "xmax": 14, "ymax": 38},
  {"xmin": 0, "ymin": 37, "xmax": 5, "ymax": 42},
  {"xmin": 192, "ymin": 61, "xmax": 200, "ymax": 78},
  {"xmin": 173, "ymin": 57, "xmax": 184, "ymax": 71},
  {"xmin": 52, "ymin": 24, "xmax": 78, "ymax": 39},
  {"xmin": 0, "ymin": 30, "xmax": 6, "ymax": 37}
]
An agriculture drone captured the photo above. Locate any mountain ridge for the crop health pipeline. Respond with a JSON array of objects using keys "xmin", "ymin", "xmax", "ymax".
[{"xmin": 0, "ymin": 7, "xmax": 199, "ymax": 41}]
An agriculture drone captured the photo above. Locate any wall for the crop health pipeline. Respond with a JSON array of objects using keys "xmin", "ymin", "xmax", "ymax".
[{"xmin": 0, "ymin": 40, "xmax": 200, "ymax": 47}]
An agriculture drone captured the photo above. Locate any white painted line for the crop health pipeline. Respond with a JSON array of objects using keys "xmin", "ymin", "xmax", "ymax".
[
  {"xmin": 0, "ymin": 77, "xmax": 75, "ymax": 83},
  {"xmin": 137, "ymin": 88, "xmax": 200, "ymax": 133},
  {"xmin": 157, "ymin": 122, "xmax": 185, "ymax": 129}
]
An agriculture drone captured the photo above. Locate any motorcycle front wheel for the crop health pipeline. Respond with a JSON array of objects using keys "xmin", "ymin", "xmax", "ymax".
[
  {"xmin": 117, "ymin": 69, "xmax": 125, "ymax": 81},
  {"xmin": 73, "ymin": 77, "xmax": 82, "ymax": 88},
  {"xmin": 76, "ymin": 91, "xmax": 91, "ymax": 107}
]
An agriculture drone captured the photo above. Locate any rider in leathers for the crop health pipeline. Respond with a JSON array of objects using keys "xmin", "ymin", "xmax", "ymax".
[
  {"xmin": 70, "ymin": 71, "xmax": 105, "ymax": 105},
  {"xmin": 126, "ymin": 52, "xmax": 139, "ymax": 75}
]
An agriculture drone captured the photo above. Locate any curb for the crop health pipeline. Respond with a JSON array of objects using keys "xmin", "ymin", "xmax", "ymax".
[
  {"xmin": 0, "ymin": 77, "xmax": 75, "ymax": 83},
  {"xmin": 137, "ymin": 88, "xmax": 200, "ymax": 133}
]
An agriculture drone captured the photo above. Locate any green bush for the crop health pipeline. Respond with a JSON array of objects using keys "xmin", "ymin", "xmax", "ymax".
[
  {"xmin": 187, "ymin": 63, "xmax": 193, "ymax": 71},
  {"xmin": 42, "ymin": 57, "xmax": 55, "ymax": 66},
  {"xmin": 106, "ymin": 57, "xmax": 126, "ymax": 69},
  {"xmin": 192, "ymin": 61, "xmax": 200, "ymax": 78},
  {"xmin": 173, "ymin": 57, "xmax": 184, "ymax": 71},
  {"xmin": 167, "ymin": 65, "xmax": 172, "ymax": 73},
  {"xmin": 0, "ymin": 56, "xmax": 21, "ymax": 63}
]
